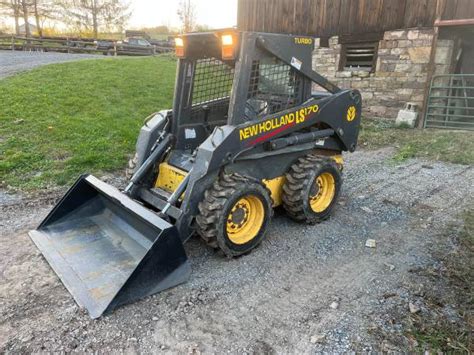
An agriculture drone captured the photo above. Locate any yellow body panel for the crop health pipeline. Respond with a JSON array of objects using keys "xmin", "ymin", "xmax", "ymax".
[
  {"xmin": 155, "ymin": 155, "xmax": 343, "ymax": 207},
  {"xmin": 331, "ymin": 154, "xmax": 344, "ymax": 168},
  {"xmin": 263, "ymin": 155, "xmax": 343, "ymax": 207},
  {"xmin": 154, "ymin": 162, "xmax": 187, "ymax": 193},
  {"xmin": 263, "ymin": 176, "xmax": 286, "ymax": 207}
]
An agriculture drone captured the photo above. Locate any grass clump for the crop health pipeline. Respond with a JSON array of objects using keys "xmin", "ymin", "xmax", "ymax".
[
  {"xmin": 359, "ymin": 119, "xmax": 474, "ymax": 165},
  {"xmin": 407, "ymin": 207, "xmax": 473, "ymax": 352},
  {"xmin": 0, "ymin": 56, "xmax": 176, "ymax": 190}
]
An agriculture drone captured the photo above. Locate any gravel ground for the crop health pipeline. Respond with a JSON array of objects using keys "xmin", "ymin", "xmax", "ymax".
[
  {"xmin": 0, "ymin": 51, "xmax": 102, "ymax": 79},
  {"xmin": 0, "ymin": 148, "xmax": 473, "ymax": 353}
]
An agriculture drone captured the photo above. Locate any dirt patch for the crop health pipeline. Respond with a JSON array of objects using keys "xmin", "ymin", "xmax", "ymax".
[
  {"xmin": 0, "ymin": 148, "xmax": 473, "ymax": 352},
  {"xmin": 397, "ymin": 209, "xmax": 473, "ymax": 352},
  {"xmin": 0, "ymin": 51, "xmax": 102, "ymax": 79}
]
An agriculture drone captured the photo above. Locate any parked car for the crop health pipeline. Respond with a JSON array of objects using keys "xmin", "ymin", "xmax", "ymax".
[
  {"xmin": 148, "ymin": 36, "xmax": 175, "ymax": 50},
  {"xmin": 94, "ymin": 40, "xmax": 114, "ymax": 55},
  {"xmin": 94, "ymin": 37, "xmax": 156, "ymax": 56}
]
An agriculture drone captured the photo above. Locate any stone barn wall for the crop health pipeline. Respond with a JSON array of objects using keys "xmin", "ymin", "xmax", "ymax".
[{"xmin": 312, "ymin": 29, "xmax": 455, "ymax": 119}]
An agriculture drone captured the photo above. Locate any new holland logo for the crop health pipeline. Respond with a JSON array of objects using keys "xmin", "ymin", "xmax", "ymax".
[
  {"xmin": 239, "ymin": 104, "xmax": 319, "ymax": 144},
  {"xmin": 346, "ymin": 106, "xmax": 357, "ymax": 122}
]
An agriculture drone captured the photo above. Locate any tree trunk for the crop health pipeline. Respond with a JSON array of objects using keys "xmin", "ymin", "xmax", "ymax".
[
  {"xmin": 92, "ymin": 0, "xmax": 98, "ymax": 38},
  {"xmin": 21, "ymin": 0, "xmax": 30, "ymax": 37},
  {"xmin": 13, "ymin": 1, "xmax": 20, "ymax": 35},
  {"xmin": 33, "ymin": 0, "xmax": 42, "ymax": 37}
]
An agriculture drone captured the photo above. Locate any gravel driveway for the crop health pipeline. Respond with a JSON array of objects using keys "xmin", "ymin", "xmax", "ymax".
[
  {"xmin": 0, "ymin": 51, "xmax": 102, "ymax": 79},
  {"xmin": 0, "ymin": 148, "xmax": 473, "ymax": 352}
]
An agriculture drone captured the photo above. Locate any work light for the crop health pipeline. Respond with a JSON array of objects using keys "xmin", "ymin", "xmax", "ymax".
[
  {"xmin": 175, "ymin": 37, "xmax": 185, "ymax": 57},
  {"xmin": 221, "ymin": 33, "xmax": 236, "ymax": 60}
]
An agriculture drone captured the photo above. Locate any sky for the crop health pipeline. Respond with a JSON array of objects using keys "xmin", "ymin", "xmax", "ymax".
[
  {"xmin": 0, "ymin": 0, "xmax": 238, "ymax": 31},
  {"xmin": 128, "ymin": 0, "xmax": 238, "ymax": 30}
]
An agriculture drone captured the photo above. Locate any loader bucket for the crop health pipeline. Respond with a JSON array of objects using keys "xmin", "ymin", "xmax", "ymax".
[{"xmin": 29, "ymin": 175, "xmax": 191, "ymax": 318}]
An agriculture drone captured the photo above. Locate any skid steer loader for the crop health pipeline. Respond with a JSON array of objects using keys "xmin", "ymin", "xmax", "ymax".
[{"xmin": 29, "ymin": 30, "xmax": 362, "ymax": 318}]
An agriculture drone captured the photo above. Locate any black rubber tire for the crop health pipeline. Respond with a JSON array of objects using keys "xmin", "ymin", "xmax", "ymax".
[
  {"xmin": 196, "ymin": 173, "xmax": 273, "ymax": 257},
  {"xmin": 125, "ymin": 152, "xmax": 139, "ymax": 180},
  {"xmin": 282, "ymin": 154, "xmax": 342, "ymax": 224}
]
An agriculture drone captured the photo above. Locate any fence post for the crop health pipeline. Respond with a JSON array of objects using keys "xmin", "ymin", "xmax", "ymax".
[
  {"xmin": 114, "ymin": 41, "xmax": 117, "ymax": 56},
  {"xmin": 11, "ymin": 35, "xmax": 15, "ymax": 51}
]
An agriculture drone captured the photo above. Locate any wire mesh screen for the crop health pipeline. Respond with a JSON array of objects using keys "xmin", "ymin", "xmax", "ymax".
[
  {"xmin": 192, "ymin": 58, "xmax": 234, "ymax": 105},
  {"xmin": 246, "ymin": 57, "xmax": 304, "ymax": 119}
]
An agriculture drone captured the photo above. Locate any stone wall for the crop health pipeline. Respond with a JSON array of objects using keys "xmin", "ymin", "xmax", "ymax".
[{"xmin": 312, "ymin": 29, "xmax": 455, "ymax": 119}]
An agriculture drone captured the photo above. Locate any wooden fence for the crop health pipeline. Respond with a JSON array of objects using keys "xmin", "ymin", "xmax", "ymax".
[{"xmin": 0, "ymin": 35, "xmax": 174, "ymax": 56}]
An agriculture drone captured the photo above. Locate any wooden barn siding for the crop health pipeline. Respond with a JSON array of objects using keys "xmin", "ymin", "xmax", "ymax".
[
  {"xmin": 237, "ymin": 0, "xmax": 474, "ymax": 37},
  {"xmin": 440, "ymin": 0, "xmax": 474, "ymax": 20}
]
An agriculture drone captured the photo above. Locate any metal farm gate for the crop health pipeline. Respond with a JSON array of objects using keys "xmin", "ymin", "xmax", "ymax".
[{"xmin": 424, "ymin": 74, "xmax": 474, "ymax": 130}]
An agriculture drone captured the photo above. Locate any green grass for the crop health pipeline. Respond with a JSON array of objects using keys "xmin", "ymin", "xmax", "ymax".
[
  {"xmin": 359, "ymin": 119, "xmax": 474, "ymax": 165},
  {"xmin": 2, "ymin": 61, "xmax": 474, "ymax": 191},
  {"xmin": 0, "ymin": 56, "xmax": 176, "ymax": 190}
]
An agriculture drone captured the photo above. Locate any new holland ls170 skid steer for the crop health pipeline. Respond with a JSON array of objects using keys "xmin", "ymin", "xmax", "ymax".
[{"xmin": 29, "ymin": 30, "xmax": 362, "ymax": 318}]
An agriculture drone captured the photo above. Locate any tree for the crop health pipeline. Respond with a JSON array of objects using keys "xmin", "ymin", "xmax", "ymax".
[
  {"xmin": 58, "ymin": 0, "xmax": 130, "ymax": 38},
  {"xmin": 194, "ymin": 24, "xmax": 210, "ymax": 32},
  {"xmin": 20, "ymin": 0, "xmax": 30, "ymax": 36},
  {"xmin": 139, "ymin": 25, "xmax": 169, "ymax": 36},
  {"xmin": 177, "ymin": 0, "xmax": 195, "ymax": 33},
  {"xmin": 31, "ymin": 0, "xmax": 55, "ymax": 37},
  {"xmin": 0, "ymin": 0, "xmax": 55, "ymax": 37},
  {"xmin": 0, "ymin": 0, "xmax": 22, "ymax": 34}
]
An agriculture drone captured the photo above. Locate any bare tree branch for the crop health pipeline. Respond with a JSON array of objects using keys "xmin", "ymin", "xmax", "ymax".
[
  {"xmin": 177, "ymin": 0, "xmax": 195, "ymax": 33},
  {"xmin": 0, "ymin": 0, "xmax": 22, "ymax": 34},
  {"xmin": 56, "ymin": 0, "xmax": 130, "ymax": 38}
]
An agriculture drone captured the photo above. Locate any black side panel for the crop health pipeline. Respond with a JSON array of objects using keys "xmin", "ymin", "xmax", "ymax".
[{"xmin": 226, "ymin": 150, "xmax": 311, "ymax": 180}]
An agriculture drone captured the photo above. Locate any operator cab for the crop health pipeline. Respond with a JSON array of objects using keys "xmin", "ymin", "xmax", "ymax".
[
  {"xmin": 171, "ymin": 32, "xmax": 236, "ymax": 152},
  {"xmin": 170, "ymin": 31, "xmax": 311, "ymax": 154}
]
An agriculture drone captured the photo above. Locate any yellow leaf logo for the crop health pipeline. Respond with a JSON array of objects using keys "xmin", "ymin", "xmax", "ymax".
[{"xmin": 347, "ymin": 106, "xmax": 356, "ymax": 122}]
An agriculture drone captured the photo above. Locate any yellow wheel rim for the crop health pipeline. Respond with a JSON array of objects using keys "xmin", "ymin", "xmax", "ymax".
[
  {"xmin": 309, "ymin": 172, "xmax": 336, "ymax": 213},
  {"xmin": 226, "ymin": 195, "xmax": 265, "ymax": 245}
]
